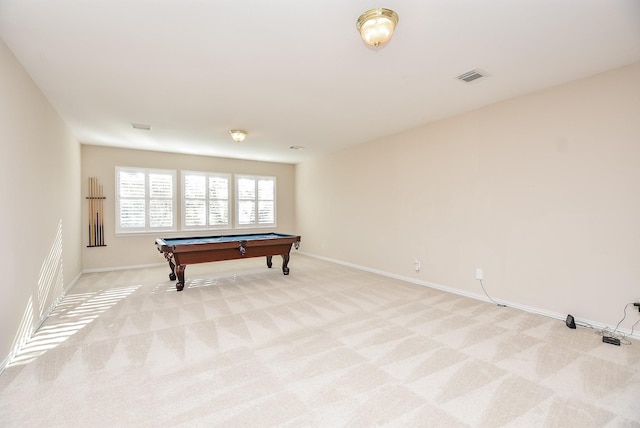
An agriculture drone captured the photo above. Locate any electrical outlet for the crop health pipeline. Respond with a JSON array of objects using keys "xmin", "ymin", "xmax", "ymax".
[
  {"xmin": 414, "ymin": 259, "xmax": 421, "ymax": 272},
  {"xmin": 475, "ymin": 268, "xmax": 483, "ymax": 280}
]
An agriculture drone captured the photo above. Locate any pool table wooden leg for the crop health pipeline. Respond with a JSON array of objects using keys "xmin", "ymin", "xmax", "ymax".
[
  {"xmin": 281, "ymin": 253, "xmax": 290, "ymax": 275},
  {"xmin": 266, "ymin": 255, "xmax": 273, "ymax": 268},
  {"xmin": 163, "ymin": 251, "xmax": 177, "ymax": 281},
  {"xmin": 176, "ymin": 264, "xmax": 185, "ymax": 291},
  {"xmin": 168, "ymin": 260, "xmax": 176, "ymax": 281}
]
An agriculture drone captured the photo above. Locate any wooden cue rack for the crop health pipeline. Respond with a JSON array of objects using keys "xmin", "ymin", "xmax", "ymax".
[{"xmin": 86, "ymin": 177, "xmax": 107, "ymax": 247}]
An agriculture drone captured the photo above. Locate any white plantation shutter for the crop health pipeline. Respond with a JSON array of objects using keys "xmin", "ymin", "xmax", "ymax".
[
  {"xmin": 149, "ymin": 173, "xmax": 174, "ymax": 227},
  {"xmin": 209, "ymin": 175, "xmax": 229, "ymax": 226},
  {"xmin": 237, "ymin": 177, "xmax": 256, "ymax": 226},
  {"xmin": 116, "ymin": 167, "xmax": 176, "ymax": 233},
  {"xmin": 185, "ymin": 200, "xmax": 206, "ymax": 226},
  {"xmin": 118, "ymin": 170, "xmax": 145, "ymax": 228},
  {"xmin": 184, "ymin": 174, "xmax": 206, "ymax": 227},
  {"xmin": 119, "ymin": 200, "xmax": 145, "ymax": 228},
  {"xmin": 182, "ymin": 171, "xmax": 230, "ymax": 229},
  {"xmin": 236, "ymin": 175, "xmax": 275, "ymax": 227},
  {"xmin": 258, "ymin": 178, "xmax": 275, "ymax": 224},
  {"xmin": 149, "ymin": 200, "xmax": 173, "ymax": 228}
]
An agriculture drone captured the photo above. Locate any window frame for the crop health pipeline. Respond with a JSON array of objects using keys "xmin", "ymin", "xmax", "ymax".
[
  {"xmin": 235, "ymin": 174, "xmax": 277, "ymax": 228},
  {"xmin": 115, "ymin": 166, "xmax": 177, "ymax": 234},
  {"xmin": 181, "ymin": 170, "xmax": 231, "ymax": 231}
]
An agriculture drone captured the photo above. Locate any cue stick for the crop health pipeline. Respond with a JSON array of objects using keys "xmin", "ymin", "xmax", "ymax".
[
  {"xmin": 92, "ymin": 177, "xmax": 97, "ymax": 246},
  {"xmin": 99, "ymin": 183, "xmax": 104, "ymax": 245},
  {"xmin": 97, "ymin": 182, "xmax": 100, "ymax": 246},
  {"xmin": 88, "ymin": 177, "xmax": 92, "ymax": 246},
  {"xmin": 101, "ymin": 183, "xmax": 105, "ymax": 245},
  {"xmin": 96, "ymin": 212, "xmax": 100, "ymax": 246},
  {"xmin": 94, "ymin": 178, "xmax": 99, "ymax": 246},
  {"xmin": 91, "ymin": 177, "xmax": 95, "ymax": 246},
  {"xmin": 90, "ymin": 177, "xmax": 95, "ymax": 246}
]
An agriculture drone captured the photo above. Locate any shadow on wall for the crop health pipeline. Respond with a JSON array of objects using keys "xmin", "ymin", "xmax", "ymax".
[
  {"xmin": 6, "ymin": 220, "xmax": 65, "ymax": 366},
  {"xmin": 9, "ymin": 219, "xmax": 64, "ymax": 363},
  {"xmin": 37, "ymin": 218, "xmax": 64, "ymax": 317}
]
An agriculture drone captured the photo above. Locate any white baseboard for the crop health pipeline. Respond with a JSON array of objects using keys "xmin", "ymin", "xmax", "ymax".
[{"xmin": 299, "ymin": 251, "xmax": 640, "ymax": 340}]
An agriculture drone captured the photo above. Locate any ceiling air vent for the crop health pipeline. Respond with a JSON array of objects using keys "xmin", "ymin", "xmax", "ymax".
[
  {"xmin": 132, "ymin": 123, "xmax": 152, "ymax": 130},
  {"xmin": 456, "ymin": 69, "xmax": 488, "ymax": 83}
]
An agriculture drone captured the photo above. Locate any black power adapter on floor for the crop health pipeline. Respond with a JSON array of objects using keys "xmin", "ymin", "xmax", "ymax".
[
  {"xmin": 603, "ymin": 336, "xmax": 621, "ymax": 346},
  {"xmin": 565, "ymin": 314, "xmax": 576, "ymax": 329}
]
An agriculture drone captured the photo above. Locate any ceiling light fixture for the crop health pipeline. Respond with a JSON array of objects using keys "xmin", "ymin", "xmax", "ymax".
[
  {"xmin": 356, "ymin": 8, "xmax": 399, "ymax": 48},
  {"xmin": 229, "ymin": 130, "xmax": 247, "ymax": 143}
]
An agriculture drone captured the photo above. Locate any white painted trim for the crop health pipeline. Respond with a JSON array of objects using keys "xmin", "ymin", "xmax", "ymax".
[{"xmin": 299, "ymin": 251, "xmax": 640, "ymax": 340}]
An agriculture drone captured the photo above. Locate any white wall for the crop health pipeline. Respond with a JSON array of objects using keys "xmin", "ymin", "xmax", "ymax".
[
  {"xmin": 295, "ymin": 63, "xmax": 640, "ymax": 331},
  {"xmin": 0, "ymin": 40, "xmax": 82, "ymax": 365},
  {"xmin": 81, "ymin": 145, "xmax": 296, "ymax": 270}
]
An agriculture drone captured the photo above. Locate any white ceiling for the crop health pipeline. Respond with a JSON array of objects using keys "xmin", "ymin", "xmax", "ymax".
[{"xmin": 1, "ymin": 1, "xmax": 639, "ymax": 164}]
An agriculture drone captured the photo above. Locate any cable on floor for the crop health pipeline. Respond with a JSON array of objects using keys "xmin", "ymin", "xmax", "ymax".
[{"xmin": 478, "ymin": 278, "xmax": 506, "ymax": 307}]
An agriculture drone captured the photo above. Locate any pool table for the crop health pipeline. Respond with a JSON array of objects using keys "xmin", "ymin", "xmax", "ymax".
[{"xmin": 155, "ymin": 232, "xmax": 301, "ymax": 291}]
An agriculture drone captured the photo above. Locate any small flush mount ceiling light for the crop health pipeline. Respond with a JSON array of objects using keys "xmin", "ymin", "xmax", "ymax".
[
  {"xmin": 356, "ymin": 8, "xmax": 399, "ymax": 48},
  {"xmin": 229, "ymin": 130, "xmax": 247, "ymax": 143}
]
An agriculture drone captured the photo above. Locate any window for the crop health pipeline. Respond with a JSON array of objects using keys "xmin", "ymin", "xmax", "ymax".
[
  {"xmin": 116, "ymin": 167, "xmax": 176, "ymax": 234},
  {"xmin": 236, "ymin": 175, "xmax": 276, "ymax": 227},
  {"xmin": 182, "ymin": 171, "xmax": 231, "ymax": 230}
]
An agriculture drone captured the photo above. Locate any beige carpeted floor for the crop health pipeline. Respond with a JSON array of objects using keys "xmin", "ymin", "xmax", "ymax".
[{"xmin": 1, "ymin": 254, "xmax": 639, "ymax": 427}]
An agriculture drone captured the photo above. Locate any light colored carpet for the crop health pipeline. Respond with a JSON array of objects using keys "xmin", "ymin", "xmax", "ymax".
[{"xmin": 1, "ymin": 255, "xmax": 639, "ymax": 427}]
